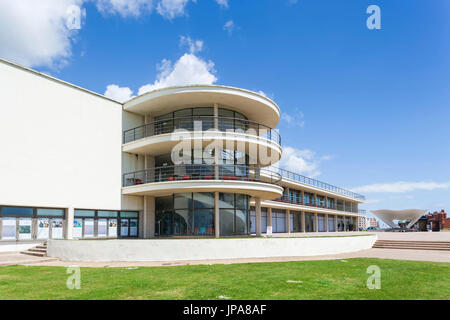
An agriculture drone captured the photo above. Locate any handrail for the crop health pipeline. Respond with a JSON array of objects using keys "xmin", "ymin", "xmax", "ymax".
[
  {"xmin": 270, "ymin": 166, "xmax": 366, "ymax": 201},
  {"xmin": 123, "ymin": 164, "xmax": 282, "ymax": 187},
  {"xmin": 273, "ymin": 197, "xmax": 366, "ymax": 214},
  {"xmin": 123, "ymin": 115, "xmax": 281, "ymax": 145}
]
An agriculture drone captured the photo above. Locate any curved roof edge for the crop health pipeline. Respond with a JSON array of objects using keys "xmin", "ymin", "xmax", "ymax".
[{"xmin": 124, "ymin": 84, "xmax": 280, "ymax": 115}]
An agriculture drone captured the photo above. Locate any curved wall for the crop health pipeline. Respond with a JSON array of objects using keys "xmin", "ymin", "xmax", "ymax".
[{"xmin": 47, "ymin": 235, "xmax": 377, "ymax": 262}]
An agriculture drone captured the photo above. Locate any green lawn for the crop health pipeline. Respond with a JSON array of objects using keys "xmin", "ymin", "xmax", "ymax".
[{"xmin": 0, "ymin": 258, "xmax": 448, "ymax": 300}]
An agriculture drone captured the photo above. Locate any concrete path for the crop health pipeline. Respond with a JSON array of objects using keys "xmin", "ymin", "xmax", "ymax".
[{"xmin": 0, "ymin": 252, "xmax": 58, "ymax": 266}]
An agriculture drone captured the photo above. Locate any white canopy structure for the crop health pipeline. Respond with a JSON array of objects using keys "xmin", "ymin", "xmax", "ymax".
[{"xmin": 371, "ymin": 209, "xmax": 427, "ymax": 229}]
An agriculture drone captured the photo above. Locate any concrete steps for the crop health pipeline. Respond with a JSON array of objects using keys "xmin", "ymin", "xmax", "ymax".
[
  {"xmin": 20, "ymin": 241, "xmax": 47, "ymax": 257},
  {"xmin": 373, "ymin": 240, "xmax": 450, "ymax": 251}
]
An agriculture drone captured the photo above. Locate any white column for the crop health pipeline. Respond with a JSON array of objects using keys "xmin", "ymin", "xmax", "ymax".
[
  {"xmin": 66, "ymin": 207, "xmax": 74, "ymax": 239},
  {"xmin": 215, "ymin": 191, "xmax": 220, "ymax": 238},
  {"xmin": 267, "ymin": 207, "xmax": 272, "ymax": 234},
  {"xmin": 286, "ymin": 209, "xmax": 291, "ymax": 234},
  {"xmin": 314, "ymin": 212, "xmax": 318, "ymax": 232},
  {"xmin": 301, "ymin": 211, "xmax": 305, "ymax": 232},
  {"xmin": 325, "ymin": 214, "xmax": 329, "ymax": 232},
  {"xmin": 255, "ymin": 197, "xmax": 262, "ymax": 237},
  {"xmin": 143, "ymin": 196, "xmax": 155, "ymax": 238}
]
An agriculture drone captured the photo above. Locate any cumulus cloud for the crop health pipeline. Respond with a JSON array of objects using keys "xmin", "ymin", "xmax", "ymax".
[
  {"xmin": 104, "ymin": 84, "xmax": 134, "ymax": 102},
  {"xmin": 104, "ymin": 36, "xmax": 217, "ymax": 100},
  {"xmin": 138, "ymin": 53, "xmax": 217, "ymax": 94},
  {"xmin": 223, "ymin": 20, "xmax": 235, "ymax": 35},
  {"xmin": 351, "ymin": 181, "xmax": 450, "ymax": 194},
  {"xmin": 277, "ymin": 146, "xmax": 332, "ymax": 178},
  {"xmin": 0, "ymin": 0, "xmax": 85, "ymax": 68}
]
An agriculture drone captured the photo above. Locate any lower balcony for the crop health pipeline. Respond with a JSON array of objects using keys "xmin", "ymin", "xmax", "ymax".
[{"xmin": 122, "ymin": 164, "xmax": 284, "ymax": 200}]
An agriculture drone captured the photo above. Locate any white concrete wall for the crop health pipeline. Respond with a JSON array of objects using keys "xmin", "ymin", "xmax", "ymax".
[
  {"xmin": 0, "ymin": 60, "xmax": 122, "ymax": 211},
  {"xmin": 47, "ymin": 235, "xmax": 377, "ymax": 262}
]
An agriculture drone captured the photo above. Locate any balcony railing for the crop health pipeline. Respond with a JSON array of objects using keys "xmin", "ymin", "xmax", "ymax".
[
  {"xmin": 270, "ymin": 167, "xmax": 366, "ymax": 201},
  {"xmin": 123, "ymin": 116, "xmax": 281, "ymax": 145},
  {"xmin": 123, "ymin": 164, "xmax": 282, "ymax": 187},
  {"xmin": 273, "ymin": 196, "xmax": 364, "ymax": 214}
]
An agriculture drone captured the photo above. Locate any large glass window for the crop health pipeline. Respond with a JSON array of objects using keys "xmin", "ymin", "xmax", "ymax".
[
  {"xmin": 219, "ymin": 193, "xmax": 250, "ymax": 236},
  {"xmin": 272, "ymin": 209, "xmax": 286, "ymax": 233},
  {"xmin": 318, "ymin": 214, "xmax": 326, "ymax": 232},
  {"xmin": 155, "ymin": 193, "xmax": 216, "ymax": 237},
  {"xmin": 328, "ymin": 215, "xmax": 336, "ymax": 232},
  {"xmin": 292, "ymin": 211, "xmax": 302, "ymax": 232},
  {"xmin": 1, "ymin": 207, "xmax": 33, "ymax": 216},
  {"xmin": 250, "ymin": 208, "xmax": 267, "ymax": 234},
  {"xmin": 337, "ymin": 216, "xmax": 344, "ymax": 231},
  {"xmin": 305, "ymin": 212, "xmax": 315, "ymax": 232}
]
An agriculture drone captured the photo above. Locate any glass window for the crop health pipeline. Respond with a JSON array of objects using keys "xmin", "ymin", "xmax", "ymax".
[
  {"xmin": 219, "ymin": 209, "xmax": 235, "ymax": 236},
  {"xmin": 305, "ymin": 212, "xmax": 315, "ymax": 232},
  {"xmin": 1, "ymin": 217, "xmax": 16, "ymax": 240},
  {"xmin": 194, "ymin": 209, "xmax": 214, "ymax": 236},
  {"xmin": 120, "ymin": 211, "xmax": 139, "ymax": 218},
  {"xmin": 1, "ymin": 207, "xmax": 33, "ymax": 216},
  {"xmin": 219, "ymin": 193, "xmax": 235, "ymax": 208},
  {"xmin": 193, "ymin": 192, "xmax": 214, "ymax": 209},
  {"xmin": 174, "ymin": 193, "xmax": 192, "ymax": 209},
  {"xmin": 193, "ymin": 107, "xmax": 213, "ymax": 116},
  {"xmin": 98, "ymin": 211, "xmax": 118, "ymax": 218},
  {"xmin": 37, "ymin": 208, "xmax": 64, "ymax": 217},
  {"xmin": 75, "ymin": 210, "xmax": 95, "ymax": 217},
  {"xmin": 174, "ymin": 109, "xmax": 192, "ymax": 118},
  {"xmin": 318, "ymin": 214, "xmax": 326, "ymax": 232},
  {"xmin": 218, "ymin": 108, "xmax": 234, "ymax": 117}
]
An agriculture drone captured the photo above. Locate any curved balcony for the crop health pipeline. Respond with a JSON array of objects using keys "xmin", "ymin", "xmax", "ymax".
[
  {"xmin": 122, "ymin": 164, "xmax": 283, "ymax": 200},
  {"xmin": 124, "ymin": 116, "xmax": 281, "ymax": 145},
  {"xmin": 122, "ymin": 116, "xmax": 282, "ymax": 165}
]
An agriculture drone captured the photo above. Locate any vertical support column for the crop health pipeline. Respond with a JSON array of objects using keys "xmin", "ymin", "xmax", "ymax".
[
  {"xmin": 314, "ymin": 212, "xmax": 318, "ymax": 232},
  {"xmin": 325, "ymin": 214, "xmax": 329, "ymax": 232},
  {"xmin": 66, "ymin": 207, "xmax": 74, "ymax": 239},
  {"xmin": 301, "ymin": 211, "xmax": 305, "ymax": 232},
  {"xmin": 255, "ymin": 197, "xmax": 262, "ymax": 237},
  {"xmin": 214, "ymin": 191, "xmax": 220, "ymax": 238},
  {"xmin": 325, "ymin": 196, "xmax": 328, "ymax": 209},
  {"xmin": 286, "ymin": 209, "xmax": 290, "ymax": 234},
  {"xmin": 267, "ymin": 207, "xmax": 272, "ymax": 234},
  {"xmin": 313, "ymin": 193, "xmax": 317, "ymax": 206},
  {"xmin": 285, "ymin": 187, "xmax": 290, "ymax": 201},
  {"xmin": 343, "ymin": 215, "xmax": 347, "ymax": 232},
  {"xmin": 143, "ymin": 196, "xmax": 155, "ymax": 238},
  {"xmin": 335, "ymin": 215, "xmax": 338, "ymax": 232},
  {"xmin": 301, "ymin": 190, "xmax": 304, "ymax": 205}
]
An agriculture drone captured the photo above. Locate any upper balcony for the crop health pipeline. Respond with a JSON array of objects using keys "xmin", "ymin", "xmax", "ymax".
[
  {"xmin": 122, "ymin": 164, "xmax": 284, "ymax": 200},
  {"xmin": 122, "ymin": 115, "xmax": 282, "ymax": 166},
  {"xmin": 271, "ymin": 167, "xmax": 366, "ymax": 202},
  {"xmin": 123, "ymin": 85, "xmax": 281, "ymax": 128}
]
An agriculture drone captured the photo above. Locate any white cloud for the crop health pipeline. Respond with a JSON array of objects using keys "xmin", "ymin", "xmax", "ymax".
[
  {"xmin": 215, "ymin": 0, "xmax": 228, "ymax": 8},
  {"xmin": 281, "ymin": 110, "xmax": 305, "ymax": 128},
  {"xmin": 138, "ymin": 53, "xmax": 217, "ymax": 94},
  {"xmin": 104, "ymin": 84, "xmax": 134, "ymax": 102},
  {"xmin": 156, "ymin": 0, "xmax": 191, "ymax": 19},
  {"xmin": 179, "ymin": 36, "xmax": 203, "ymax": 54},
  {"xmin": 0, "ymin": 0, "xmax": 85, "ymax": 68},
  {"xmin": 351, "ymin": 181, "xmax": 450, "ymax": 194},
  {"xmin": 95, "ymin": 0, "xmax": 154, "ymax": 17},
  {"xmin": 277, "ymin": 146, "xmax": 332, "ymax": 178},
  {"xmin": 223, "ymin": 20, "xmax": 235, "ymax": 35}
]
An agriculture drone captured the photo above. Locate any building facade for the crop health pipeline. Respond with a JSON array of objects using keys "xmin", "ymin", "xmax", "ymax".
[{"xmin": 0, "ymin": 58, "xmax": 365, "ymax": 243}]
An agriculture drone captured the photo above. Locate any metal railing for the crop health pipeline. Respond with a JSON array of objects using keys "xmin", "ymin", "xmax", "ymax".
[
  {"xmin": 273, "ymin": 196, "xmax": 366, "ymax": 214},
  {"xmin": 123, "ymin": 116, "xmax": 281, "ymax": 145},
  {"xmin": 123, "ymin": 164, "xmax": 282, "ymax": 187},
  {"xmin": 270, "ymin": 167, "xmax": 365, "ymax": 201}
]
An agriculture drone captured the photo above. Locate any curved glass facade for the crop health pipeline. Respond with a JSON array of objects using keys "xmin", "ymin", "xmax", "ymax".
[{"xmin": 155, "ymin": 192, "xmax": 250, "ymax": 237}]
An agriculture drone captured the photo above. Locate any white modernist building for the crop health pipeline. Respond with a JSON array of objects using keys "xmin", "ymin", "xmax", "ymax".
[
  {"xmin": 0, "ymin": 58, "xmax": 366, "ymax": 245},
  {"xmin": 371, "ymin": 209, "xmax": 427, "ymax": 229}
]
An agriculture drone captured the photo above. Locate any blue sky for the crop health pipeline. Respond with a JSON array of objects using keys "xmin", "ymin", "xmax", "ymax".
[{"xmin": 1, "ymin": 0, "xmax": 449, "ymax": 222}]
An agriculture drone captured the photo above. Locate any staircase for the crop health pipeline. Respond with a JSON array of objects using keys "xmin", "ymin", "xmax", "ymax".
[
  {"xmin": 20, "ymin": 242, "xmax": 47, "ymax": 257},
  {"xmin": 373, "ymin": 240, "xmax": 450, "ymax": 251}
]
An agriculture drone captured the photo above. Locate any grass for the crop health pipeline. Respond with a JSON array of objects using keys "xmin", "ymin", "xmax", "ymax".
[{"xmin": 0, "ymin": 258, "xmax": 448, "ymax": 300}]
